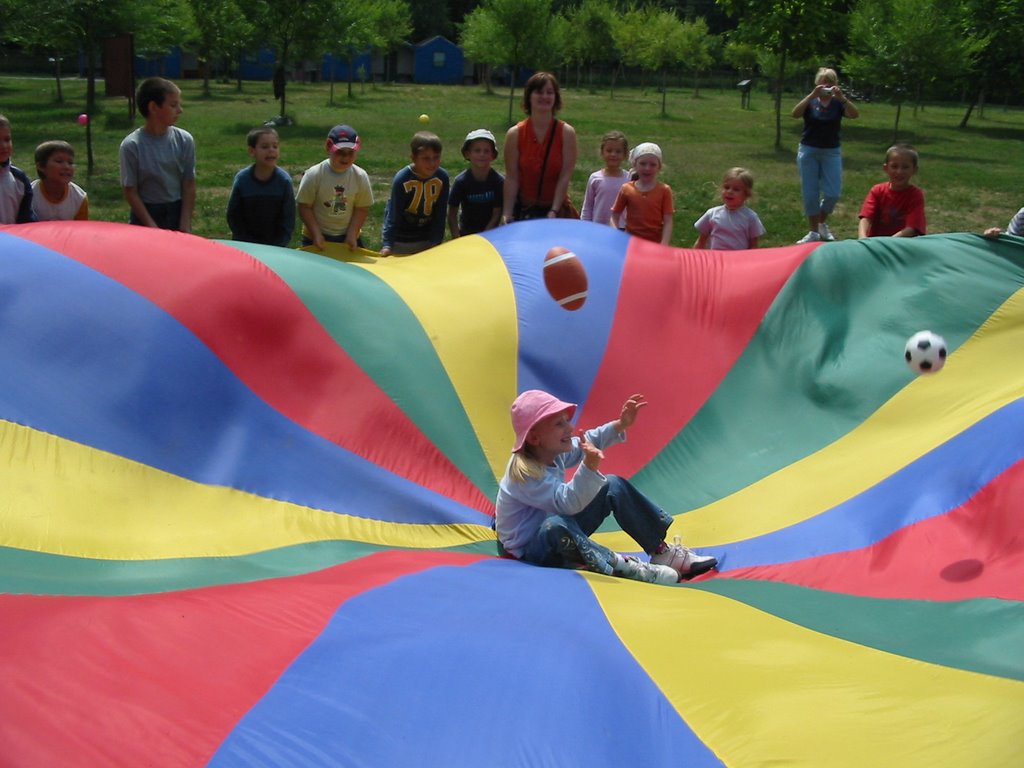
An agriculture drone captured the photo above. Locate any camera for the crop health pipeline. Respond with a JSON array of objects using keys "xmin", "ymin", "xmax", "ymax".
[{"xmin": 820, "ymin": 86, "xmax": 834, "ymax": 95}]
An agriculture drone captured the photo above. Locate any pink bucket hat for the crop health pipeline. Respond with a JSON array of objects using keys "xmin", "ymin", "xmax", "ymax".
[{"xmin": 511, "ymin": 390, "xmax": 577, "ymax": 452}]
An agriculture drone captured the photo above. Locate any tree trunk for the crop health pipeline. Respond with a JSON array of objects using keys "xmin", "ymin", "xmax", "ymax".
[
  {"xmin": 661, "ymin": 68, "xmax": 668, "ymax": 116},
  {"xmin": 85, "ymin": 46, "xmax": 97, "ymax": 176},
  {"xmin": 893, "ymin": 100, "xmax": 903, "ymax": 143},
  {"xmin": 959, "ymin": 88, "xmax": 979, "ymax": 128},
  {"xmin": 773, "ymin": 48, "xmax": 787, "ymax": 149},
  {"xmin": 507, "ymin": 71, "xmax": 516, "ymax": 125},
  {"xmin": 53, "ymin": 54, "xmax": 64, "ymax": 103},
  {"xmin": 274, "ymin": 61, "xmax": 287, "ymax": 117}
]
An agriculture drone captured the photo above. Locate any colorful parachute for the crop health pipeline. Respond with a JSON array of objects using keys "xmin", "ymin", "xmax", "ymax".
[{"xmin": 1, "ymin": 221, "xmax": 1021, "ymax": 766}]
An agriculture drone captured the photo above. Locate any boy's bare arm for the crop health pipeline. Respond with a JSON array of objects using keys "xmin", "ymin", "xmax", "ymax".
[
  {"xmin": 179, "ymin": 178, "xmax": 196, "ymax": 233},
  {"xmin": 345, "ymin": 206, "xmax": 369, "ymax": 249},
  {"xmin": 485, "ymin": 207, "xmax": 501, "ymax": 231},
  {"xmin": 123, "ymin": 186, "xmax": 157, "ymax": 227},
  {"xmin": 447, "ymin": 205, "xmax": 460, "ymax": 238},
  {"xmin": 298, "ymin": 203, "xmax": 322, "ymax": 247}
]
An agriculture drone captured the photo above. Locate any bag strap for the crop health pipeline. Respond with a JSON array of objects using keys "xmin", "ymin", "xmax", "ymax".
[{"xmin": 536, "ymin": 119, "xmax": 559, "ymax": 202}]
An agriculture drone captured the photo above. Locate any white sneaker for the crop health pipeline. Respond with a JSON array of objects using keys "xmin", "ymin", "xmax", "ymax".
[
  {"xmin": 616, "ymin": 555, "xmax": 679, "ymax": 585},
  {"xmin": 651, "ymin": 543, "xmax": 718, "ymax": 579},
  {"xmin": 818, "ymin": 222, "xmax": 835, "ymax": 241},
  {"xmin": 796, "ymin": 230, "xmax": 821, "ymax": 244}
]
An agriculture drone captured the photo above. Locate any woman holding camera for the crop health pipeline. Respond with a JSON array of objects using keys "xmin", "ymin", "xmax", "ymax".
[{"xmin": 791, "ymin": 67, "xmax": 859, "ymax": 243}]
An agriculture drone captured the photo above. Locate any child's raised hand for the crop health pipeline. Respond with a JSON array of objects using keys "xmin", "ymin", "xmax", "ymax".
[
  {"xmin": 579, "ymin": 434, "xmax": 605, "ymax": 471},
  {"xmin": 616, "ymin": 393, "xmax": 648, "ymax": 432}
]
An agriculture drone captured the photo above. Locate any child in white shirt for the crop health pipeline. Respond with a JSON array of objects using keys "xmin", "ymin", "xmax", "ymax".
[
  {"xmin": 580, "ymin": 130, "xmax": 630, "ymax": 227},
  {"xmin": 694, "ymin": 167, "xmax": 766, "ymax": 250},
  {"xmin": 31, "ymin": 140, "xmax": 88, "ymax": 221}
]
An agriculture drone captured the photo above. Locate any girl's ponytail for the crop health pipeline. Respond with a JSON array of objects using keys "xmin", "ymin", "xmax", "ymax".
[{"xmin": 508, "ymin": 448, "xmax": 545, "ymax": 484}]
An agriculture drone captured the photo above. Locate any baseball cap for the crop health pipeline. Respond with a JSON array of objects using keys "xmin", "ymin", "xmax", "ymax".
[
  {"xmin": 462, "ymin": 128, "xmax": 498, "ymax": 158},
  {"xmin": 511, "ymin": 390, "xmax": 577, "ymax": 452},
  {"xmin": 327, "ymin": 124, "xmax": 360, "ymax": 152},
  {"xmin": 629, "ymin": 142, "xmax": 662, "ymax": 164}
]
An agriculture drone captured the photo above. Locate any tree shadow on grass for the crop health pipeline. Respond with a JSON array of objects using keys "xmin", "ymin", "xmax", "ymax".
[
  {"xmin": 102, "ymin": 112, "xmax": 135, "ymax": 131},
  {"xmin": 849, "ymin": 120, "xmax": 1023, "ymax": 151},
  {"xmin": 219, "ymin": 122, "xmax": 337, "ymax": 142},
  {"xmin": 743, "ymin": 146, "xmax": 798, "ymax": 164},
  {"xmin": 0, "ymin": 95, "xmax": 87, "ymax": 122},
  {"xmin": 846, "ymin": 124, "xmax": 926, "ymax": 148},
  {"xmin": 958, "ymin": 123, "xmax": 1024, "ymax": 142}
]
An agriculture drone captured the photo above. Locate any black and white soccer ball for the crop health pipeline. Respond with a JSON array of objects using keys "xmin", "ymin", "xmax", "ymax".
[{"xmin": 904, "ymin": 330, "xmax": 947, "ymax": 374}]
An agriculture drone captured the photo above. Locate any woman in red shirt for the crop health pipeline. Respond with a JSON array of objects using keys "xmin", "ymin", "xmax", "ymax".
[{"xmin": 501, "ymin": 72, "xmax": 578, "ymax": 222}]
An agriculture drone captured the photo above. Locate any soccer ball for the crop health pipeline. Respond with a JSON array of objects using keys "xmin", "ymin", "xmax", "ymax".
[{"xmin": 904, "ymin": 330, "xmax": 947, "ymax": 374}]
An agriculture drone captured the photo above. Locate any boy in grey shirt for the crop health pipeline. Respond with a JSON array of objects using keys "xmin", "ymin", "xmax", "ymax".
[{"xmin": 119, "ymin": 77, "xmax": 196, "ymax": 231}]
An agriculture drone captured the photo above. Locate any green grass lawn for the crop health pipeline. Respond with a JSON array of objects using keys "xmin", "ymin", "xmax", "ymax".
[{"xmin": 2, "ymin": 76, "xmax": 1022, "ymax": 248}]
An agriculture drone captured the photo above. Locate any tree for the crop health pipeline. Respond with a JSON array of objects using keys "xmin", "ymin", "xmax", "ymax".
[
  {"xmin": 3, "ymin": 0, "xmax": 77, "ymax": 102},
  {"xmin": 614, "ymin": 6, "xmax": 701, "ymax": 116},
  {"xmin": 371, "ymin": 0, "xmax": 413, "ymax": 86},
  {"xmin": 639, "ymin": 8, "xmax": 688, "ymax": 116},
  {"xmin": 716, "ymin": 0, "xmax": 835, "ymax": 147},
  {"xmin": 957, "ymin": 0, "xmax": 1024, "ymax": 127},
  {"xmin": 563, "ymin": 0, "xmax": 619, "ymax": 89},
  {"xmin": 407, "ymin": 0, "xmax": 454, "ymax": 39},
  {"xmin": 459, "ymin": 6, "xmax": 505, "ymax": 95},
  {"xmin": 723, "ymin": 37, "xmax": 758, "ymax": 80},
  {"xmin": 609, "ymin": 3, "xmax": 649, "ymax": 96},
  {"xmin": 460, "ymin": 5, "xmax": 499, "ymax": 94},
  {"xmin": 8, "ymin": 0, "xmax": 148, "ymax": 173},
  {"xmin": 184, "ymin": 0, "xmax": 254, "ymax": 96},
  {"xmin": 845, "ymin": 0, "xmax": 972, "ymax": 140},
  {"xmin": 325, "ymin": 0, "xmax": 411, "ymax": 101},
  {"xmin": 134, "ymin": 0, "xmax": 192, "ymax": 73},
  {"xmin": 677, "ymin": 17, "xmax": 716, "ymax": 97},
  {"xmin": 548, "ymin": 12, "xmax": 573, "ymax": 84},
  {"xmin": 459, "ymin": 0, "xmax": 557, "ymax": 123},
  {"xmin": 326, "ymin": 8, "xmax": 377, "ymax": 103},
  {"xmin": 254, "ymin": 0, "xmax": 333, "ymax": 118}
]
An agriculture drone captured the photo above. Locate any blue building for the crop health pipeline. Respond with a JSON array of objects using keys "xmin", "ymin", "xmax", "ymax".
[
  {"xmin": 121, "ymin": 37, "xmax": 473, "ymax": 85},
  {"xmin": 238, "ymin": 48, "xmax": 277, "ymax": 81},
  {"xmin": 133, "ymin": 47, "xmax": 184, "ymax": 78},
  {"xmin": 411, "ymin": 36, "xmax": 467, "ymax": 85},
  {"xmin": 322, "ymin": 51, "xmax": 375, "ymax": 82}
]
